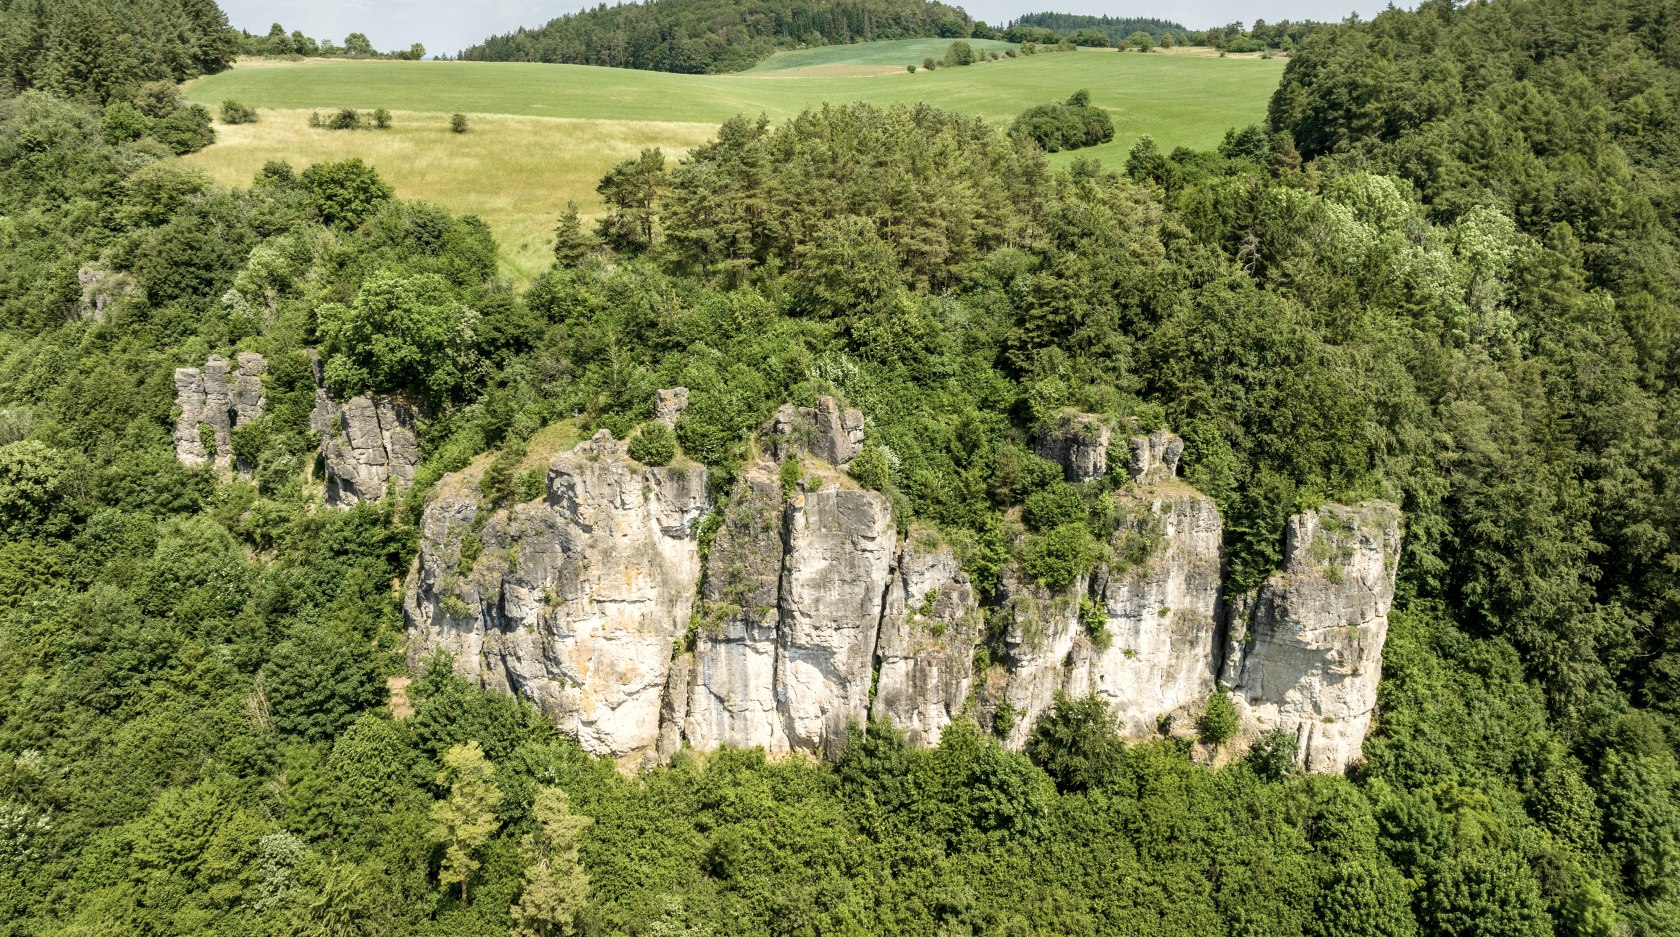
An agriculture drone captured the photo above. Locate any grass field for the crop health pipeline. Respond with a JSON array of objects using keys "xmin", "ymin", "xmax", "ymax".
[
  {"xmin": 183, "ymin": 44, "xmax": 1284, "ymax": 278},
  {"xmin": 743, "ymin": 37, "xmax": 1018, "ymax": 73}
]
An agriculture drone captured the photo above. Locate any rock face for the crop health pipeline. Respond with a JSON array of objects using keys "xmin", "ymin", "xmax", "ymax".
[
  {"xmin": 870, "ymin": 539, "xmax": 982, "ymax": 746},
  {"xmin": 173, "ymin": 353, "xmax": 266, "ymax": 472},
  {"xmin": 310, "ymin": 366, "xmax": 422, "ymax": 506},
  {"xmin": 770, "ymin": 397, "xmax": 865, "ymax": 467},
  {"xmin": 404, "ymin": 406, "xmax": 1404, "ymax": 775},
  {"xmin": 1219, "ymin": 501, "xmax": 1402, "ymax": 773},
  {"xmin": 681, "ymin": 459, "xmax": 896, "ymax": 756},
  {"xmin": 654, "ymin": 387, "xmax": 689, "ymax": 428},
  {"xmin": 986, "ymin": 431, "xmax": 1222, "ymax": 746},
  {"xmin": 1034, "ymin": 413, "xmax": 1113, "ymax": 482},
  {"xmin": 1064, "ymin": 483, "xmax": 1223, "ymax": 739},
  {"xmin": 405, "ymin": 430, "xmax": 710, "ymax": 761}
]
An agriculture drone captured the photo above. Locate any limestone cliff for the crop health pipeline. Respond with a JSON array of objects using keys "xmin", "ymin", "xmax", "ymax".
[
  {"xmin": 404, "ymin": 404, "xmax": 1404, "ymax": 776},
  {"xmin": 1219, "ymin": 501, "xmax": 1401, "ymax": 773},
  {"xmin": 680, "ymin": 398, "xmax": 894, "ymax": 757},
  {"xmin": 310, "ymin": 385, "xmax": 421, "ymax": 506},
  {"xmin": 405, "ymin": 429, "xmax": 709, "ymax": 761},
  {"xmin": 172, "ymin": 352, "xmax": 266, "ymax": 473},
  {"xmin": 869, "ymin": 538, "xmax": 982, "ymax": 746}
]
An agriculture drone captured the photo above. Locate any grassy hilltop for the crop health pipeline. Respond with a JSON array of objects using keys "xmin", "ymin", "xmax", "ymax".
[{"xmin": 184, "ymin": 42, "xmax": 1283, "ymax": 277}]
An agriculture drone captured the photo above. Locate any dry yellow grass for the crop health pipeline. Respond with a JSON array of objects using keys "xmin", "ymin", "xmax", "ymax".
[{"xmin": 184, "ymin": 109, "xmax": 717, "ymax": 280}]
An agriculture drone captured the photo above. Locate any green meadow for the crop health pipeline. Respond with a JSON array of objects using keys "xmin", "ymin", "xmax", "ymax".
[{"xmin": 183, "ymin": 44, "xmax": 1284, "ymax": 277}]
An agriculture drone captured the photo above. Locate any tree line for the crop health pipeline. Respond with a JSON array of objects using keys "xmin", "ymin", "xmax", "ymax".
[{"xmin": 460, "ymin": 0, "xmax": 978, "ymax": 73}]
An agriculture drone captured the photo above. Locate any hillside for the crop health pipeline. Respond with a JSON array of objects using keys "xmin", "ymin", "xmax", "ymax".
[
  {"xmin": 6, "ymin": 0, "xmax": 1680, "ymax": 934},
  {"xmin": 182, "ymin": 49, "xmax": 1284, "ymax": 277},
  {"xmin": 460, "ymin": 0, "xmax": 980, "ymax": 73}
]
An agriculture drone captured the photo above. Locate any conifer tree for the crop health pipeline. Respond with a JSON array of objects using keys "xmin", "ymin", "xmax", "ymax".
[
  {"xmin": 430, "ymin": 741, "xmax": 503, "ymax": 903},
  {"xmin": 510, "ymin": 787, "xmax": 592, "ymax": 937},
  {"xmin": 552, "ymin": 201, "xmax": 598, "ymax": 266}
]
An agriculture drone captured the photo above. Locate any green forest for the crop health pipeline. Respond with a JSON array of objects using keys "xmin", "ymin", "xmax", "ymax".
[
  {"xmin": 3, "ymin": 0, "xmax": 1680, "ymax": 935},
  {"xmin": 460, "ymin": 0, "xmax": 980, "ymax": 73}
]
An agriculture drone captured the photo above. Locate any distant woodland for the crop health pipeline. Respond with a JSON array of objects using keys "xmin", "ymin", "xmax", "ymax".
[{"xmin": 461, "ymin": 0, "xmax": 979, "ymax": 73}]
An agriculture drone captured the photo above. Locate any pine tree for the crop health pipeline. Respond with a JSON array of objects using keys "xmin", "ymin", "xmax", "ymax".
[
  {"xmin": 430, "ymin": 741, "xmax": 502, "ymax": 903},
  {"xmin": 510, "ymin": 787, "xmax": 592, "ymax": 937},
  {"xmin": 552, "ymin": 201, "xmax": 598, "ymax": 266}
]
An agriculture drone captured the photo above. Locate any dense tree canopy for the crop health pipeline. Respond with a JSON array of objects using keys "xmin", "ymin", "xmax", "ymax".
[
  {"xmin": 2, "ymin": 0, "xmax": 1680, "ymax": 934},
  {"xmin": 461, "ymin": 0, "xmax": 980, "ymax": 73}
]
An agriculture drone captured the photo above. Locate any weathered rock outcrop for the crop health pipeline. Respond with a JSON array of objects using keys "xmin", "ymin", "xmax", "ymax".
[
  {"xmin": 1219, "ymin": 501, "xmax": 1402, "ymax": 773},
  {"xmin": 405, "ymin": 430, "xmax": 709, "ymax": 761},
  {"xmin": 173, "ymin": 352, "xmax": 266, "ymax": 472},
  {"xmin": 403, "ymin": 403, "xmax": 1402, "ymax": 776},
  {"xmin": 680, "ymin": 458, "xmax": 896, "ymax": 756},
  {"xmin": 986, "ymin": 430, "xmax": 1221, "ymax": 746},
  {"xmin": 310, "ymin": 367, "xmax": 422, "ymax": 506},
  {"xmin": 770, "ymin": 397, "xmax": 865, "ymax": 467},
  {"xmin": 654, "ymin": 387, "xmax": 689, "ymax": 428},
  {"xmin": 1064, "ymin": 482, "xmax": 1223, "ymax": 739},
  {"xmin": 869, "ymin": 538, "xmax": 982, "ymax": 746},
  {"xmin": 1034, "ymin": 413, "xmax": 1113, "ymax": 482}
]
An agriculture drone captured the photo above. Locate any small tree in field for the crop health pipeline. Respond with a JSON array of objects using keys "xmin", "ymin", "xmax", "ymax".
[
  {"xmin": 373, "ymin": 108, "xmax": 392, "ymax": 129},
  {"xmin": 1127, "ymin": 31, "xmax": 1155, "ymax": 51},
  {"xmin": 906, "ymin": 64, "xmax": 917, "ymax": 73},
  {"xmin": 552, "ymin": 201, "xmax": 598, "ymax": 266},
  {"xmin": 943, "ymin": 40, "xmax": 975, "ymax": 67},
  {"xmin": 922, "ymin": 57, "xmax": 936, "ymax": 71},
  {"xmin": 450, "ymin": 113, "xmax": 468, "ymax": 133}
]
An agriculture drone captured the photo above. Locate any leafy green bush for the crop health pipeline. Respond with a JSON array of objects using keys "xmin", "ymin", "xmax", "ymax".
[
  {"xmin": 373, "ymin": 107, "xmax": 392, "ymax": 129},
  {"xmin": 1020, "ymin": 523, "xmax": 1100, "ymax": 591},
  {"xmin": 219, "ymin": 99, "xmax": 256, "ymax": 124},
  {"xmin": 628, "ymin": 422, "xmax": 677, "ymax": 466},
  {"xmin": 1200, "ymin": 691, "xmax": 1238, "ymax": 745},
  {"xmin": 1022, "ymin": 482, "xmax": 1084, "ymax": 531},
  {"xmin": 327, "ymin": 107, "xmax": 362, "ymax": 130},
  {"xmin": 1026, "ymin": 693, "xmax": 1124, "ymax": 792},
  {"xmin": 299, "ymin": 158, "xmax": 394, "ymax": 229},
  {"xmin": 943, "ymin": 40, "xmax": 975, "ymax": 66},
  {"xmin": 1009, "ymin": 90, "xmax": 1114, "ymax": 153},
  {"xmin": 451, "ymin": 113, "xmax": 469, "ymax": 133}
]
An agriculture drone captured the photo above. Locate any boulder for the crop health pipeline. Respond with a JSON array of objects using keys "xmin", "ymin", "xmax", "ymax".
[{"xmin": 1219, "ymin": 501, "xmax": 1402, "ymax": 773}]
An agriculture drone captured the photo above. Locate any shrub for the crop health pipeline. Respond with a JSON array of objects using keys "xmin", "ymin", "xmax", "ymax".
[
  {"xmin": 1022, "ymin": 483, "xmax": 1085, "ymax": 531},
  {"xmin": 152, "ymin": 104, "xmax": 215, "ymax": 154},
  {"xmin": 300, "ymin": 158, "xmax": 394, "ymax": 229},
  {"xmin": 1200, "ymin": 691, "xmax": 1239, "ymax": 744},
  {"xmin": 219, "ymin": 99, "xmax": 257, "ymax": 124},
  {"xmin": 1026, "ymin": 693, "xmax": 1124, "ymax": 792},
  {"xmin": 943, "ymin": 41, "xmax": 975, "ymax": 67},
  {"xmin": 327, "ymin": 107, "xmax": 362, "ymax": 130},
  {"xmin": 1021, "ymin": 523, "xmax": 1101, "ymax": 591},
  {"xmin": 847, "ymin": 446, "xmax": 891, "ymax": 492},
  {"xmin": 308, "ymin": 111, "xmax": 322, "ymax": 128},
  {"xmin": 906, "ymin": 64, "xmax": 917, "ymax": 73},
  {"xmin": 1246, "ymin": 728, "xmax": 1300, "ymax": 781},
  {"xmin": 1004, "ymin": 48, "xmax": 1018, "ymax": 58},
  {"xmin": 451, "ymin": 113, "xmax": 468, "ymax": 133},
  {"xmin": 373, "ymin": 108, "xmax": 392, "ymax": 129},
  {"xmin": 922, "ymin": 57, "xmax": 936, "ymax": 71},
  {"xmin": 1009, "ymin": 90, "xmax": 1115, "ymax": 153},
  {"xmin": 628, "ymin": 422, "xmax": 677, "ymax": 466}
]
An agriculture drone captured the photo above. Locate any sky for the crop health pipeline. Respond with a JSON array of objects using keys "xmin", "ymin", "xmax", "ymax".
[{"xmin": 220, "ymin": 0, "xmax": 1397, "ymax": 59}]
